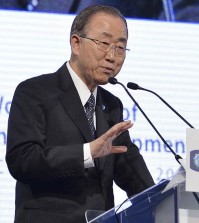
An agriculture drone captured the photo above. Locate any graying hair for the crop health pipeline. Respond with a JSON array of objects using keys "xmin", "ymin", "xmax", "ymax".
[{"xmin": 70, "ymin": 5, "xmax": 128, "ymax": 38}]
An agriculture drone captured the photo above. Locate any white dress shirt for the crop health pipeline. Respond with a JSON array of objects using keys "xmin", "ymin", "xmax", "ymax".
[{"xmin": 66, "ymin": 62, "xmax": 96, "ymax": 168}]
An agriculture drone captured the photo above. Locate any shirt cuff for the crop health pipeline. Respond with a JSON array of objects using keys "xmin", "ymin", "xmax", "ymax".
[{"xmin": 84, "ymin": 143, "xmax": 94, "ymax": 168}]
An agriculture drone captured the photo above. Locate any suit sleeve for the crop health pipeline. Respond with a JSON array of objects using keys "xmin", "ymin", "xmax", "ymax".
[
  {"xmin": 6, "ymin": 80, "xmax": 85, "ymax": 183},
  {"xmin": 113, "ymin": 98, "xmax": 154, "ymax": 196}
]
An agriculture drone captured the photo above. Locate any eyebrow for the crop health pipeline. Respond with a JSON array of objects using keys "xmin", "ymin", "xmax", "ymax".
[{"xmin": 102, "ymin": 32, "xmax": 127, "ymax": 43}]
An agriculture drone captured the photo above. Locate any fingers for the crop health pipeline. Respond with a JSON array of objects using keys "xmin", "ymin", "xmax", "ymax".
[
  {"xmin": 111, "ymin": 146, "xmax": 127, "ymax": 153},
  {"xmin": 104, "ymin": 120, "xmax": 133, "ymax": 139},
  {"xmin": 90, "ymin": 120, "xmax": 132, "ymax": 158}
]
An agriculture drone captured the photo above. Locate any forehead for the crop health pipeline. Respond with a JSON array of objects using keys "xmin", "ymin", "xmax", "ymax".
[{"xmin": 85, "ymin": 13, "xmax": 128, "ymax": 41}]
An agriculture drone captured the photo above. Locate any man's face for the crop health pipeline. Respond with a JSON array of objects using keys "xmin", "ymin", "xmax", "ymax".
[{"xmin": 71, "ymin": 13, "xmax": 128, "ymax": 91}]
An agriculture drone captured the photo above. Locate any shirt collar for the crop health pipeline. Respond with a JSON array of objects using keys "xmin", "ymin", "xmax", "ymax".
[{"xmin": 66, "ymin": 62, "xmax": 97, "ymax": 106}]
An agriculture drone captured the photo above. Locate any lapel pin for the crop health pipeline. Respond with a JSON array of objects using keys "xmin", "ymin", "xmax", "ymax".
[{"xmin": 101, "ymin": 105, "xmax": 106, "ymax": 110}]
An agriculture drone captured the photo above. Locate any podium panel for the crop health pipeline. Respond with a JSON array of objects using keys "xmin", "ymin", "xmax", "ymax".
[
  {"xmin": 86, "ymin": 176, "xmax": 199, "ymax": 223},
  {"xmin": 178, "ymin": 182, "xmax": 199, "ymax": 223}
]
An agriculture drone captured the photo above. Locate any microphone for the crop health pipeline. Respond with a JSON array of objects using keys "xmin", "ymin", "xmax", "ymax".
[
  {"xmin": 127, "ymin": 82, "xmax": 194, "ymax": 129},
  {"xmin": 114, "ymin": 79, "xmax": 199, "ymax": 205},
  {"xmin": 108, "ymin": 77, "xmax": 182, "ymax": 164},
  {"xmin": 108, "ymin": 77, "xmax": 118, "ymax": 85}
]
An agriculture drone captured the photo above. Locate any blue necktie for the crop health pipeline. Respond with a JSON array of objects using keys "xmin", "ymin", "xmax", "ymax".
[{"xmin": 85, "ymin": 94, "xmax": 95, "ymax": 139}]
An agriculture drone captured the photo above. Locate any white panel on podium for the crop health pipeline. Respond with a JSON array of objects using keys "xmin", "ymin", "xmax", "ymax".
[{"xmin": 186, "ymin": 129, "xmax": 199, "ymax": 192}]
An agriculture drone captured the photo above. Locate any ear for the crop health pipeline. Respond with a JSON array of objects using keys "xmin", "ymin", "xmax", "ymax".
[{"xmin": 71, "ymin": 34, "xmax": 81, "ymax": 55}]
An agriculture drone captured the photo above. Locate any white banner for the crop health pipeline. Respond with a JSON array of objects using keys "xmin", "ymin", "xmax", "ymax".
[{"xmin": 0, "ymin": 9, "xmax": 199, "ymax": 222}]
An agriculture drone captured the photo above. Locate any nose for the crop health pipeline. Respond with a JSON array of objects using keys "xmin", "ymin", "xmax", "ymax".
[{"xmin": 105, "ymin": 46, "xmax": 116, "ymax": 62}]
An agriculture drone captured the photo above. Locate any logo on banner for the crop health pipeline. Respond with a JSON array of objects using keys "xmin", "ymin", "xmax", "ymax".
[{"xmin": 190, "ymin": 150, "xmax": 199, "ymax": 171}]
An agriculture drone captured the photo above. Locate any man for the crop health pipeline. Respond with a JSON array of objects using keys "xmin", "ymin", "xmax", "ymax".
[{"xmin": 6, "ymin": 5, "xmax": 154, "ymax": 223}]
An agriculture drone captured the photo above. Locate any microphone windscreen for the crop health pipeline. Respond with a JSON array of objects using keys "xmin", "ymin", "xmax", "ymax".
[
  {"xmin": 108, "ymin": 77, "xmax": 117, "ymax": 85},
  {"xmin": 127, "ymin": 82, "xmax": 139, "ymax": 90}
]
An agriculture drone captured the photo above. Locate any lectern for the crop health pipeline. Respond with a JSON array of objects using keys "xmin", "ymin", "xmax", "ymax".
[
  {"xmin": 86, "ymin": 129, "xmax": 199, "ymax": 223},
  {"xmin": 85, "ymin": 168, "xmax": 199, "ymax": 223}
]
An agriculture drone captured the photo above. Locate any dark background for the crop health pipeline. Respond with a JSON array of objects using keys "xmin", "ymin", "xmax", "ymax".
[{"xmin": 0, "ymin": 0, "xmax": 199, "ymax": 23}]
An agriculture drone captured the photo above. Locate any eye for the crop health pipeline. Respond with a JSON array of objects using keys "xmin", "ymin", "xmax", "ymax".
[
  {"xmin": 116, "ymin": 46, "xmax": 125, "ymax": 54},
  {"xmin": 116, "ymin": 45, "xmax": 125, "ymax": 50},
  {"xmin": 101, "ymin": 41, "xmax": 110, "ymax": 46}
]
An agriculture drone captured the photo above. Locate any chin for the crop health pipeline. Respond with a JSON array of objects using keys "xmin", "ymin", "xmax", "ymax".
[
  {"xmin": 97, "ymin": 77, "xmax": 109, "ymax": 86},
  {"xmin": 98, "ymin": 82, "xmax": 107, "ymax": 86},
  {"xmin": 94, "ymin": 72, "xmax": 113, "ymax": 86}
]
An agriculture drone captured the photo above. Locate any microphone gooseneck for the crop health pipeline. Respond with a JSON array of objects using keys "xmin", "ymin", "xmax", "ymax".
[
  {"xmin": 113, "ymin": 79, "xmax": 199, "ymax": 206},
  {"xmin": 108, "ymin": 77, "xmax": 182, "ymax": 164},
  {"xmin": 127, "ymin": 82, "xmax": 194, "ymax": 129}
]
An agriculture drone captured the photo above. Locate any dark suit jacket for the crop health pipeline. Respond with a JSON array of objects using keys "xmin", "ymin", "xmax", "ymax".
[{"xmin": 6, "ymin": 63, "xmax": 154, "ymax": 223}]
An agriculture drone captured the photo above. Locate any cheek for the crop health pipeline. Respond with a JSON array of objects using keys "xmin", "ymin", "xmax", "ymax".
[
  {"xmin": 114, "ymin": 59, "xmax": 125, "ymax": 73},
  {"xmin": 85, "ymin": 50, "xmax": 102, "ymax": 67},
  {"xmin": 80, "ymin": 54, "xmax": 97, "ymax": 72}
]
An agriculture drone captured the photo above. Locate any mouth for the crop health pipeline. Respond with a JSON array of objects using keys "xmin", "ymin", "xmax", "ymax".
[{"xmin": 101, "ymin": 66, "xmax": 114, "ymax": 74}]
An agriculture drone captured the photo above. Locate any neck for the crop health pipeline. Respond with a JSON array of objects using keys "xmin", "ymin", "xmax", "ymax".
[{"xmin": 69, "ymin": 60, "xmax": 97, "ymax": 92}]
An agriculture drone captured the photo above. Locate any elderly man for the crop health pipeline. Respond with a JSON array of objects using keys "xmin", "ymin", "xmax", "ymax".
[{"xmin": 6, "ymin": 5, "xmax": 154, "ymax": 223}]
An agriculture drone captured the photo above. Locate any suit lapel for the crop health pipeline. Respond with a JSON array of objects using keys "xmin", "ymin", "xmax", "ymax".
[
  {"xmin": 56, "ymin": 64, "xmax": 110, "ymax": 173},
  {"xmin": 96, "ymin": 90, "xmax": 110, "ymax": 137},
  {"xmin": 95, "ymin": 88, "xmax": 111, "ymax": 173},
  {"xmin": 57, "ymin": 64, "xmax": 93, "ymax": 142}
]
